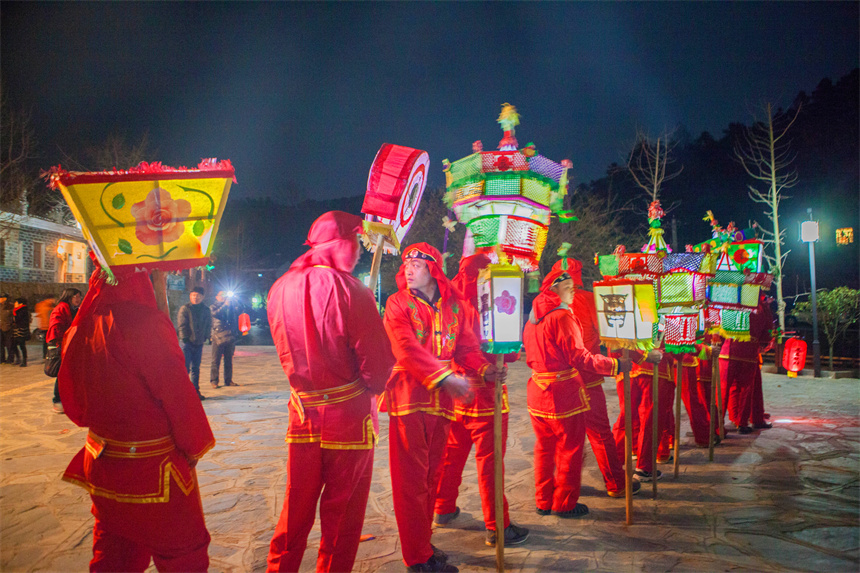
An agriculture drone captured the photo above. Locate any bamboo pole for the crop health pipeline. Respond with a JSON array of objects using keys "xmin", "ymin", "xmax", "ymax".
[
  {"xmin": 709, "ymin": 353, "xmax": 718, "ymax": 462},
  {"xmin": 673, "ymin": 362, "xmax": 682, "ymax": 479},
  {"xmin": 367, "ymin": 235, "xmax": 385, "ymax": 299},
  {"xmin": 651, "ymin": 366, "xmax": 659, "ymax": 498},
  {"xmin": 623, "ymin": 349, "xmax": 634, "ymax": 525},
  {"xmin": 493, "ymin": 354, "xmax": 505, "ymax": 571}
]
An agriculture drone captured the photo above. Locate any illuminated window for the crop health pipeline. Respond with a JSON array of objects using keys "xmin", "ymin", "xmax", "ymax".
[{"xmin": 836, "ymin": 227, "xmax": 854, "ymax": 245}]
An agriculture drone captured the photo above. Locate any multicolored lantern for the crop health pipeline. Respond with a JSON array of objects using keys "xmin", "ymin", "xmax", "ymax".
[
  {"xmin": 477, "ymin": 264, "xmax": 524, "ymax": 354},
  {"xmin": 592, "ymin": 280, "xmax": 658, "ymax": 350},
  {"xmin": 44, "ymin": 160, "xmax": 235, "ymax": 276},
  {"xmin": 444, "ymin": 104, "xmax": 571, "ymax": 272}
]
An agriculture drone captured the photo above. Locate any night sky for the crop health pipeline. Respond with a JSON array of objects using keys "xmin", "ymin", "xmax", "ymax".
[{"xmin": 2, "ymin": 2, "xmax": 858, "ymax": 203}]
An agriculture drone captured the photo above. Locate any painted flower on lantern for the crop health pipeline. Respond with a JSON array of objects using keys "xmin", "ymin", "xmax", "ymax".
[
  {"xmin": 494, "ymin": 290, "xmax": 517, "ymax": 315},
  {"xmin": 130, "ymin": 188, "xmax": 192, "ymax": 245},
  {"xmin": 732, "ymin": 247, "xmax": 750, "ymax": 265}
]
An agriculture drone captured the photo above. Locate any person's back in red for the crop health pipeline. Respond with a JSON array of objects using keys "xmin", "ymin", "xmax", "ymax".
[{"xmin": 265, "ymin": 211, "xmax": 395, "ymax": 573}]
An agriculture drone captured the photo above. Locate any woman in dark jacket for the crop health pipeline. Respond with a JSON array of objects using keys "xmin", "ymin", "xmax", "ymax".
[
  {"xmin": 47, "ymin": 288, "xmax": 83, "ymax": 412},
  {"xmin": 11, "ymin": 297, "xmax": 30, "ymax": 367}
]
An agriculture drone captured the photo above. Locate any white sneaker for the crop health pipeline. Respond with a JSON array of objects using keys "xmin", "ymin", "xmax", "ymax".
[{"xmin": 52, "ymin": 402, "xmax": 64, "ymax": 414}]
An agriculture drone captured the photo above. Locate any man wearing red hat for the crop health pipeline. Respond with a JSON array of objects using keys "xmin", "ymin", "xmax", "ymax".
[
  {"xmin": 383, "ymin": 243, "xmax": 502, "ymax": 573},
  {"xmin": 523, "ymin": 260, "xmax": 632, "ymax": 518},
  {"xmin": 61, "ymin": 263, "xmax": 215, "ymax": 571},
  {"xmin": 565, "ymin": 258, "xmax": 641, "ymax": 498},
  {"xmin": 433, "ymin": 253, "xmax": 529, "ymax": 548},
  {"xmin": 266, "ymin": 211, "xmax": 395, "ymax": 572}
]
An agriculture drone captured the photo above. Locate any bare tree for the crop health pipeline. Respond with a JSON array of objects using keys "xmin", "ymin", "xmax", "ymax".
[
  {"xmin": 59, "ymin": 132, "xmax": 156, "ymax": 171},
  {"xmin": 0, "ymin": 88, "xmax": 37, "ymax": 214},
  {"xmin": 734, "ymin": 102, "xmax": 801, "ymax": 341},
  {"xmin": 627, "ymin": 129, "xmax": 684, "ymax": 204}
]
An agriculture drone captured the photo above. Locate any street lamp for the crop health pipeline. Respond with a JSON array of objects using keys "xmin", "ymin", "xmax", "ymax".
[{"xmin": 800, "ymin": 208, "xmax": 821, "ymax": 377}]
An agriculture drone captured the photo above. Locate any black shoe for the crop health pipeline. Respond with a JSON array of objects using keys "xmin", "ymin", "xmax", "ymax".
[
  {"xmin": 535, "ymin": 507, "xmax": 552, "ymax": 516},
  {"xmin": 198, "ymin": 392, "xmax": 206, "ymax": 401},
  {"xmin": 485, "ymin": 523, "xmax": 529, "ymax": 547},
  {"xmin": 406, "ymin": 555, "xmax": 458, "ymax": 572},
  {"xmin": 432, "ymin": 506, "xmax": 460, "ymax": 527},
  {"xmin": 224, "ymin": 381, "xmax": 239, "ymax": 387},
  {"xmin": 738, "ymin": 426, "xmax": 753, "ymax": 434},
  {"xmin": 753, "ymin": 422, "xmax": 773, "ymax": 429},
  {"xmin": 430, "ymin": 545, "xmax": 447, "ymax": 562},
  {"xmin": 633, "ymin": 469, "xmax": 663, "ymax": 482},
  {"xmin": 552, "ymin": 503, "xmax": 589, "ymax": 518},
  {"xmin": 19, "ymin": 362, "xmax": 26, "ymax": 367}
]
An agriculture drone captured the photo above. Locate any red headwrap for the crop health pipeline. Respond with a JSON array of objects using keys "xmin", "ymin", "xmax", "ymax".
[
  {"xmin": 290, "ymin": 211, "xmax": 364, "ymax": 273},
  {"xmin": 451, "ymin": 253, "xmax": 491, "ymax": 309},
  {"xmin": 533, "ymin": 258, "xmax": 580, "ymax": 322},
  {"xmin": 395, "ymin": 242, "xmax": 457, "ymax": 302}
]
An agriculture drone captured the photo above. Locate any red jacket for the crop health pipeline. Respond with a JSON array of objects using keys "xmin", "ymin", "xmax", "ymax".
[
  {"xmin": 47, "ymin": 301, "xmax": 75, "ymax": 347},
  {"xmin": 61, "ymin": 268, "xmax": 214, "ymax": 503},
  {"xmin": 571, "ymin": 288, "xmax": 606, "ymax": 388},
  {"xmin": 524, "ymin": 288, "xmax": 620, "ymax": 419},
  {"xmin": 267, "ymin": 211, "xmax": 395, "ymax": 449}
]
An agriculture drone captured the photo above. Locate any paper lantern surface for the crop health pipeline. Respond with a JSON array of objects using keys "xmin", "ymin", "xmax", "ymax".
[
  {"xmin": 477, "ymin": 264, "xmax": 524, "ymax": 354},
  {"xmin": 46, "ymin": 161, "xmax": 235, "ymax": 273},
  {"xmin": 593, "ymin": 281, "xmax": 657, "ymax": 350}
]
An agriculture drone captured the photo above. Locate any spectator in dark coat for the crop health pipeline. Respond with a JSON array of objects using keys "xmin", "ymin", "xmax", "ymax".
[
  {"xmin": 209, "ymin": 291, "xmax": 239, "ymax": 388},
  {"xmin": 0, "ymin": 294, "xmax": 12, "ymax": 364},
  {"xmin": 177, "ymin": 287, "xmax": 212, "ymax": 400},
  {"xmin": 11, "ymin": 297, "xmax": 30, "ymax": 367}
]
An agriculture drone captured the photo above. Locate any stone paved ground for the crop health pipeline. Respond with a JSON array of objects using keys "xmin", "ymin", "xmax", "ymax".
[{"xmin": 1, "ymin": 344, "xmax": 857, "ymax": 572}]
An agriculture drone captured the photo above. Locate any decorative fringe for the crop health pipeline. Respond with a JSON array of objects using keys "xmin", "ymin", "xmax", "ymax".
[
  {"xmin": 600, "ymin": 337, "xmax": 655, "ymax": 352},
  {"xmin": 719, "ymin": 328, "xmax": 752, "ymax": 342},
  {"xmin": 665, "ymin": 344, "xmax": 696, "ymax": 354}
]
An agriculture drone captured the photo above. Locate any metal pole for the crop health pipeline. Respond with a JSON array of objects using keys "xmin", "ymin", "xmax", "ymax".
[{"xmin": 809, "ymin": 238, "xmax": 821, "ymax": 378}]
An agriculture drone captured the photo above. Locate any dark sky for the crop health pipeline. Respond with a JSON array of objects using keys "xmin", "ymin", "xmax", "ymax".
[{"xmin": 2, "ymin": 2, "xmax": 858, "ymax": 203}]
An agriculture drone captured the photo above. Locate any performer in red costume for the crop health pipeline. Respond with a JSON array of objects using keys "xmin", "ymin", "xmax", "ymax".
[
  {"xmin": 266, "ymin": 211, "xmax": 395, "ymax": 573},
  {"xmin": 656, "ymin": 360, "xmax": 677, "ymax": 464},
  {"xmin": 523, "ymin": 262, "xmax": 632, "ymax": 518},
  {"xmin": 680, "ymin": 350, "xmax": 713, "ymax": 447},
  {"xmin": 719, "ymin": 296, "xmax": 774, "ymax": 433},
  {"xmin": 565, "ymin": 258, "xmax": 641, "ymax": 498},
  {"xmin": 383, "ymin": 242, "xmax": 502, "ymax": 573},
  {"xmin": 611, "ymin": 348, "xmax": 667, "ymax": 481},
  {"xmin": 433, "ymin": 253, "xmax": 529, "ymax": 547},
  {"xmin": 61, "ymin": 260, "xmax": 215, "ymax": 572}
]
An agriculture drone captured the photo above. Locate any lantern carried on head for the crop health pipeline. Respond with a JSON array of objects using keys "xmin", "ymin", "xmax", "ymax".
[{"xmin": 44, "ymin": 160, "xmax": 235, "ymax": 278}]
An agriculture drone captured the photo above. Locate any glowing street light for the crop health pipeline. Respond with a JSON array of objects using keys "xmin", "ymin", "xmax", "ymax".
[{"xmin": 801, "ymin": 208, "xmax": 821, "ymax": 378}]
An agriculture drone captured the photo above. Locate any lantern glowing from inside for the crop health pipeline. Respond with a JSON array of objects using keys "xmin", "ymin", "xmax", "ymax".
[
  {"xmin": 48, "ymin": 161, "xmax": 235, "ymax": 274},
  {"xmin": 477, "ymin": 264, "xmax": 524, "ymax": 354},
  {"xmin": 836, "ymin": 227, "xmax": 853, "ymax": 245},
  {"xmin": 593, "ymin": 281, "xmax": 658, "ymax": 350}
]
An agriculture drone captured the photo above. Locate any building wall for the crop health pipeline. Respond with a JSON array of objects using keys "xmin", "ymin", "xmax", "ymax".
[{"xmin": 0, "ymin": 214, "xmax": 88, "ymax": 283}]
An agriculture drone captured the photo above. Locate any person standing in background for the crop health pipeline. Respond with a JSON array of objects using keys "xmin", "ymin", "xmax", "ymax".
[
  {"xmin": 35, "ymin": 295, "xmax": 57, "ymax": 358},
  {"xmin": 0, "ymin": 293, "xmax": 12, "ymax": 364},
  {"xmin": 47, "ymin": 288, "xmax": 83, "ymax": 413},
  {"xmin": 177, "ymin": 287, "xmax": 212, "ymax": 400},
  {"xmin": 209, "ymin": 291, "xmax": 239, "ymax": 388},
  {"xmin": 10, "ymin": 297, "xmax": 30, "ymax": 367}
]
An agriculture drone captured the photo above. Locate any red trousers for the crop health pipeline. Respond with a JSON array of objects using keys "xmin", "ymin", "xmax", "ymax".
[
  {"xmin": 267, "ymin": 443, "xmax": 373, "ymax": 572},
  {"xmin": 613, "ymin": 375, "xmax": 655, "ymax": 473},
  {"xmin": 89, "ymin": 480, "xmax": 209, "ymax": 572},
  {"xmin": 720, "ymin": 358, "xmax": 757, "ymax": 428},
  {"xmin": 389, "ymin": 412, "xmax": 451, "ymax": 567},
  {"xmin": 530, "ymin": 412, "xmax": 587, "ymax": 512},
  {"xmin": 752, "ymin": 365, "xmax": 766, "ymax": 425},
  {"xmin": 681, "ymin": 366, "xmax": 712, "ymax": 446},
  {"xmin": 583, "ymin": 384, "xmax": 625, "ymax": 494},
  {"xmin": 435, "ymin": 413, "xmax": 510, "ymax": 530}
]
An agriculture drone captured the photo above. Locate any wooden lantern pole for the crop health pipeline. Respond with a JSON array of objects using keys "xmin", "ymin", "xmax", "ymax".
[
  {"xmin": 622, "ymin": 349, "xmax": 634, "ymax": 525},
  {"xmin": 368, "ymin": 235, "xmax": 385, "ymax": 298},
  {"xmin": 493, "ymin": 354, "xmax": 505, "ymax": 571},
  {"xmin": 673, "ymin": 361, "xmax": 682, "ymax": 479},
  {"xmin": 709, "ymin": 353, "xmax": 718, "ymax": 462},
  {"xmin": 651, "ymin": 366, "xmax": 659, "ymax": 498},
  {"xmin": 715, "ymin": 360, "xmax": 725, "ymax": 440}
]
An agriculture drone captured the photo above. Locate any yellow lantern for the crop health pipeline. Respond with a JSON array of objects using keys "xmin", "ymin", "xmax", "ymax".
[{"xmin": 45, "ymin": 160, "xmax": 235, "ymax": 275}]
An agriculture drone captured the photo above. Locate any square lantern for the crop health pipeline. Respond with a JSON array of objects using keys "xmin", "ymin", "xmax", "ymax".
[
  {"xmin": 50, "ymin": 161, "xmax": 235, "ymax": 274},
  {"xmin": 477, "ymin": 264, "xmax": 524, "ymax": 354},
  {"xmin": 593, "ymin": 281, "xmax": 658, "ymax": 349}
]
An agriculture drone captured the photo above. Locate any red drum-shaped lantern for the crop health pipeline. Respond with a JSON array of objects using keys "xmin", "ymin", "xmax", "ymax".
[{"xmin": 238, "ymin": 312, "xmax": 251, "ymax": 335}]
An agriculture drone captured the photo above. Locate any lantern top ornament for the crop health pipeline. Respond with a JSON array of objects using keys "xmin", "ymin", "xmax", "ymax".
[{"xmin": 443, "ymin": 104, "xmax": 573, "ymax": 272}]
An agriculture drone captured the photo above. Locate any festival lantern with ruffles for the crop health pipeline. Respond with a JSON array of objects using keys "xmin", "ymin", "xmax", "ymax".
[
  {"xmin": 443, "ymin": 104, "xmax": 571, "ymax": 569},
  {"xmin": 690, "ymin": 211, "xmax": 773, "ymax": 341},
  {"xmin": 44, "ymin": 160, "xmax": 236, "ymax": 280}
]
